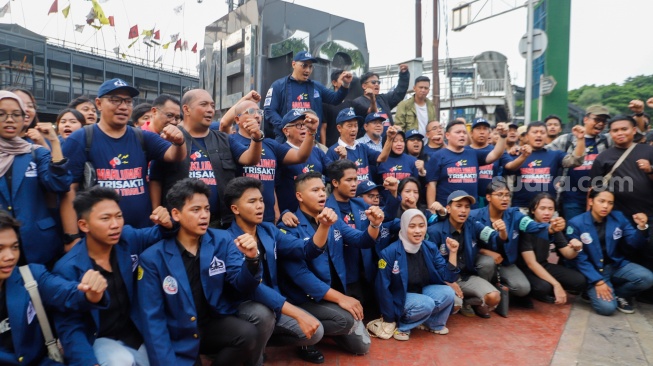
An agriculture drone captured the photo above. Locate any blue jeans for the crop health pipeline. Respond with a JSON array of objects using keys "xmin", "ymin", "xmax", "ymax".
[
  {"xmin": 562, "ymin": 201, "xmax": 586, "ymax": 221},
  {"xmin": 397, "ymin": 285, "xmax": 455, "ymax": 332},
  {"xmin": 93, "ymin": 338, "xmax": 149, "ymax": 366},
  {"xmin": 588, "ymin": 262, "xmax": 653, "ymax": 316}
]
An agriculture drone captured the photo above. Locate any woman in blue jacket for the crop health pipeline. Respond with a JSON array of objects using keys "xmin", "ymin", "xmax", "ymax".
[
  {"xmin": 566, "ymin": 188, "xmax": 653, "ymax": 315},
  {"xmin": 376, "ymin": 209, "xmax": 458, "ymax": 341},
  {"xmin": 376, "ymin": 131, "xmax": 423, "ymax": 183},
  {"xmin": 0, "ymin": 91, "xmax": 71, "ymax": 265}
]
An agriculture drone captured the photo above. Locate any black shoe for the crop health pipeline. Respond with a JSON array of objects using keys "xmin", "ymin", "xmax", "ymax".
[
  {"xmin": 533, "ymin": 294, "xmax": 556, "ymax": 304},
  {"xmin": 472, "ymin": 304, "xmax": 491, "ymax": 319},
  {"xmin": 581, "ymin": 291, "xmax": 591, "ymax": 303},
  {"xmin": 512, "ymin": 296, "xmax": 535, "ymax": 309},
  {"xmin": 297, "ymin": 346, "xmax": 325, "ymax": 364}
]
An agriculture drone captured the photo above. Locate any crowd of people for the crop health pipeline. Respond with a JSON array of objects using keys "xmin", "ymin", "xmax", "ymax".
[{"xmin": 1, "ymin": 49, "xmax": 653, "ymax": 365}]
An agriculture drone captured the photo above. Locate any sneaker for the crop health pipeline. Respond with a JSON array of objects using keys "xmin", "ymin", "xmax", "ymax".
[
  {"xmin": 393, "ymin": 329, "xmax": 410, "ymax": 341},
  {"xmin": 459, "ymin": 304, "xmax": 475, "ymax": 317},
  {"xmin": 472, "ymin": 304, "xmax": 491, "ymax": 319},
  {"xmin": 617, "ymin": 297, "xmax": 635, "ymax": 314},
  {"xmin": 296, "ymin": 346, "xmax": 325, "ymax": 364},
  {"xmin": 417, "ymin": 324, "xmax": 449, "ymax": 335}
]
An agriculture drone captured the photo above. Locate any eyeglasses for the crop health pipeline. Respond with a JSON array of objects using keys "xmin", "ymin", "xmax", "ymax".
[
  {"xmin": 0, "ymin": 111, "xmax": 25, "ymax": 122},
  {"xmin": 366, "ymin": 80, "xmax": 381, "ymax": 85},
  {"xmin": 491, "ymin": 193, "xmax": 512, "ymax": 200},
  {"xmin": 102, "ymin": 96, "xmax": 134, "ymax": 107},
  {"xmin": 590, "ymin": 116, "xmax": 607, "ymax": 124},
  {"xmin": 298, "ymin": 62, "xmax": 314, "ymax": 70},
  {"xmin": 365, "ymin": 194, "xmax": 380, "ymax": 200},
  {"xmin": 239, "ymin": 108, "xmax": 264, "ymax": 117},
  {"xmin": 156, "ymin": 108, "xmax": 182, "ymax": 121},
  {"xmin": 286, "ymin": 123, "xmax": 306, "ymax": 129}
]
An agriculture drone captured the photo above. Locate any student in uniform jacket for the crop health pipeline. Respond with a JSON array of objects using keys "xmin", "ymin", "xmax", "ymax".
[
  {"xmin": 356, "ymin": 179, "xmax": 401, "ymax": 253},
  {"xmin": 0, "ymin": 91, "xmax": 72, "ymax": 265},
  {"xmin": 278, "ymin": 172, "xmax": 383, "ymax": 356},
  {"xmin": 138, "ymin": 179, "xmax": 274, "ymax": 366},
  {"xmin": 376, "ymin": 209, "xmax": 458, "ymax": 341},
  {"xmin": 53, "ymin": 186, "xmax": 173, "ymax": 366},
  {"xmin": 566, "ymin": 188, "xmax": 653, "ymax": 316},
  {"xmin": 376, "ymin": 130, "xmax": 423, "ymax": 183},
  {"xmin": 427, "ymin": 190, "xmax": 503, "ymax": 318},
  {"xmin": 0, "ymin": 210, "xmax": 109, "ymax": 366}
]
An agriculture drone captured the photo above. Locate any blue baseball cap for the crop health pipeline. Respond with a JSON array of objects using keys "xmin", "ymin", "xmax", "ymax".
[
  {"xmin": 282, "ymin": 109, "xmax": 306, "ymax": 127},
  {"xmin": 405, "ymin": 129, "xmax": 424, "ymax": 140},
  {"xmin": 508, "ymin": 121, "xmax": 519, "ymax": 129},
  {"xmin": 98, "ymin": 78, "xmax": 139, "ymax": 98},
  {"xmin": 447, "ymin": 190, "xmax": 476, "ymax": 205},
  {"xmin": 356, "ymin": 180, "xmax": 382, "ymax": 196},
  {"xmin": 365, "ymin": 112, "xmax": 386, "ymax": 124},
  {"xmin": 471, "ymin": 118, "xmax": 490, "ymax": 129},
  {"xmin": 293, "ymin": 51, "xmax": 317, "ymax": 63},
  {"xmin": 337, "ymin": 108, "xmax": 363, "ymax": 124}
]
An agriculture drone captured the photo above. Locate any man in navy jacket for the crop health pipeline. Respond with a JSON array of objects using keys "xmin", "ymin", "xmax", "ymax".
[
  {"xmin": 264, "ymin": 51, "xmax": 352, "ymax": 143},
  {"xmin": 53, "ymin": 186, "xmax": 173, "ymax": 366}
]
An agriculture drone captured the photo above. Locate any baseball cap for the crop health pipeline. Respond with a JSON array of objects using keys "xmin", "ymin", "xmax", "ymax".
[
  {"xmin": 293, "ymin": 51, "xmax": 317, "ymax": 63},
  {"xmin": 356, "ymin": 180, "xmax": 382, "ymax": 196},
  {"xmin": 0, "ymin": 91, "xmax": 26, "ymax": 113},
  {"xmin": 98, "ymin": 78, "xmax": 140, "ymax": 98},
  {"xmin": 508, "ymin": 121, "xmax": 519, "ymax": 129},
  {"xmin": 405, "ymin": 129, "xmax": 424, "ymax": 140},
  {"xmin": 447, "ymin": 190, "xmax": 476, "ymax": 205},
  {"xmin": 337, "ymin": 108, "xmax": 363, "ymax": 124},
  {"xmin": 586, "ymin": 105, "xmax": 611, "ymax": 118},
  {"xmin": 517, "ymin": 125, "xmax": 527, "ymax": 136},
  {"xmin": 364, "ymin": 112, "xmax": 385, "ymax": 124},
  {"xmin": 471, "ymin": 118, "xmax": 491, "ymax": 129},
  {"xmin": 282, "ymin": 109, "xmax": 306, "ymax": 128}
]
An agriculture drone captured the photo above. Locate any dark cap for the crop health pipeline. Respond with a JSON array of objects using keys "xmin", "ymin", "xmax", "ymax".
[
  {"xmin": 293, "ymin": 51, "xmax": 317, "ymax": 63},
  {"xmin": 471, "ymin": 118, "xmax": 491, "ymax": 129},
  {"xmin": 282, "ymin": 109, "xmax": 306, "ymax": 127},
  {"xmin": 364, "ymin": 112, "xmax": 385, "ymax": 124},
  {"xmin": 98, "ymin": 78, "xmax": 139, "ymax": 98},
  {"xmin": 337, "ymin": 108, "xmax": 363, "ymax": 124},
  {"xmin": 508, "ymin": 121, "xmax": 519, "ymax": 129},
  {"xmin": 447, "ymin": 190, "xmax": 476, "ymax": 205},
  {"xmin": 356, "ymin": 180, "xmax": 382, "ymax": 196},
  {"xmin": 405, "ymin": 129, "xmax": 424, "ymax": 140}
]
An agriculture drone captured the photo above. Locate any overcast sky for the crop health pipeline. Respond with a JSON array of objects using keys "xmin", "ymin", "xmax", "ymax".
[{"xmin": 2, "ymin": 0, "xmax": 652, "ymax": 90}]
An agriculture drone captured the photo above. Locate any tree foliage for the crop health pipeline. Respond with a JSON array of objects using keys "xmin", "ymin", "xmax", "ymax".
[{"xmin": 568, "ymin": 74, "xmax": 653, "ymax": 116}]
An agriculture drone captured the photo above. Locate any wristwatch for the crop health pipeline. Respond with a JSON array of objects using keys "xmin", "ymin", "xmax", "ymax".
[
  {"xmin": 62, "ymin": 233, "xmax": 81, "ymax": 244},
  {"xmin": 251, "ymin": 131, "xmax": 265, "ymax": 142}
]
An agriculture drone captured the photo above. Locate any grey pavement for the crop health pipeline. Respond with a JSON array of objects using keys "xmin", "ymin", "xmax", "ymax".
[{"xmin": 551, "ymin": 298, "xmax": 653, "ymax": 366}]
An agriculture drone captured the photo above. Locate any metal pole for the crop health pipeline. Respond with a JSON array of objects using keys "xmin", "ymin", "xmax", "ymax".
[
  {"xmin": 433, "ymin": 0, "xmax": 440, "ymax": 118},
  {"xmin": 538, "ymin": 74, "xmax": 543, "ymax": 121},
  {"xmin": 524, "ymin": 0, "xmax": 534, "ymax": 125},
  {"xmin": 416, "ymin": 0, "xmax": 422, "ymax": 58}
]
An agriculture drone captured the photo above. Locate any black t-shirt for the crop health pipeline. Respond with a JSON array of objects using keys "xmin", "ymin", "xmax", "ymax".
[
  {"xmin": 451, "ymin": 229, "xmax": 467, "ymax": 276},
  {"xmin": 591, "ymin": 144, "xmax": 653, "ymax": 218},
  {"xmin": 176, "ymin": 240, "xmax": 212, "ymax": 329},
  {"xmin": 93, "ymin": 251, "xmax": 143, "ymax": 349},
  {"xmin": 257, "ymin": 237, "xmax": 273, "ymax": 287},
  {"xmin": 406, "ymin": 249, "xmax": 430, "ymax": 293},
  {"xmin": 593, "ymin": 220, "xmax": 613, "ymax": 265},
  {"xmin": 0, "ymin": 284, "xmax": 13, "ymax": 353},
  {"xmin": 519, "ymin": 231, "xmax": 568, "ymax": 266}
]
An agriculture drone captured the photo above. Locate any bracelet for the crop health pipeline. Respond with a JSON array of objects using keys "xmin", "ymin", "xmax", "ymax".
[
  {"xmin": 635, "ymin": 112, "xmax": 644, "ymax": 117},
  {"xmin": 251, "ymin": 132, "xmax": 265, "ymax": 142},
  {"xmin": 370, "ymin": 223, "xmax": 380, "ymax": 229},
  {"xmin": 500, "ymin": 134, "xmax": 508, "ymax": 138},
  {"xmin": 638, "ymin": 224, "xmax": 649, "ymax": 230}
]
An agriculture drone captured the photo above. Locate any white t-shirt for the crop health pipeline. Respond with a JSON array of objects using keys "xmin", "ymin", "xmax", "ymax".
[{"xmin": 415, "ymin": 102, "xmax": 428, "ymax": 135}]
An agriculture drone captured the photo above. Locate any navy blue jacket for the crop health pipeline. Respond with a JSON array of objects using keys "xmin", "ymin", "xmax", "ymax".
[
  {"xmin": 227, "ymin": 221, "xmax": 325, "ymax": 319},
  {"xmin": 566, "ymin": 211, "xmax": 648, "ymax": 284},
  {"xmin": 376, "ymin": 240, "xmax": 459, "ymax": 323},
  {"xmin": 137, "ymin": 229, "xmax": 262, "ymax": 366},
  {"xmin": 0, "ymin": 148, "xmax": 71, "ymax": 264},
  {"xmin": 264, "ymin": 75, "xmax": 348, "ymax": 142},
  {"xmin": 278, "ymin": 209, "xmax": 376, "ymax": 304},
  {"xmin": 53, "ymin": 226, "xmax": 163, "ymax": 366},
  {"xmin": 427, "ymin": 218, "xmax": 501, "ymax": 276},
  {"xmin": 0, "ymin": 264, "xmax": 106, "ymax": 366},
  {"xmin": 469, "ymin": 207, "xmax": 549, "ymax": 265}
]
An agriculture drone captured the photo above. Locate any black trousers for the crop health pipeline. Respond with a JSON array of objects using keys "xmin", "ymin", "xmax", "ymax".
[{"xmin": 521, "ymin": 262, "xmax": 587, "ymax": 299}]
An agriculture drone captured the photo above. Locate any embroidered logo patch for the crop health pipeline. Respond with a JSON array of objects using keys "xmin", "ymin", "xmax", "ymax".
[
  {"xmin": 378, "ymin": 259, "xmax": 387, "ymax": 269},
  {"xmin": 131, "ymin": 254, "xmax": 139, "ymax": 272},
  {"xmin": 580, "ymin": 233, "xmax": 593, "ymax": 245},
  {"xmin": 209, "ymin": 256, "xmax": 226, "ymax": 276},
  {"xmin": 479, "ymin": 226, "xmax": 495, "ymax": 243},
  {"xmin": 613, "ymin": 228, "xmax": 623, "ymax": 240},
  {"xmin": 137, "ymin": 266, "xmax": 144, "ymax": 281},
  {"xmin": 392, "ymin": 260, "xmax": 400, "ymax": 274},
  {"xmin": 27, "ymin": 301, "xmax": 36, "ymax": 324},
  {"xmin": 163, "ymin": 276, "xmax": 178, "ymax": 295},
  {"xmin": 566, "ymin": 226, "xmax": 573, "ymax": 235}
]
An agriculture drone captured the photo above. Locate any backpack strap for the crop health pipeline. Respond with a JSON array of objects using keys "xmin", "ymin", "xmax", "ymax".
[
  {"xmin": 83, "ymin": 124, "xmax": 94, "ymax": 158},
  {"xmin": 204, "ymin": 130, "xmax": 236, "ymax": 227},
  {"xmin": 132, "ymin": 126, "xmax": 145, "ymax": 154}
]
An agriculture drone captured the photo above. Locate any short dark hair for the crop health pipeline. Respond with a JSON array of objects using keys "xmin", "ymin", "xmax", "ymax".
[
  {"xmin": 485, "ymin": 177, "xmax": 510, "ymax": 195},
  {"xmin": 56, "ymin": 108, "xmax": 86, "ymax": 127},
  {"xmin": 526, "ymin": 121, "xmax": 546, "ymax": 133},
  {"xmin": 68, "ymin": 96, "xmax": 96, "ymax": 110},
  {"xmin": 152, "ymin": 94, "xmax": 180, "ymax": 109},
  {"xmin": 528, "ymin": 193, "xmax": 557, "ymax": 217},
  {"xmin": 131, "ymin": 103, "xmax": 152, "ymax": 123},
  {"xmin": 360, "ymin": 71, "xmax": 380, "ymax": 87},
  {"xmin": 224, "ymin": 177, "xmax": 262, "ymax": 207},
  {"xmin": 398, "ymin": 177, "xmax": 421, "ymax": 194},
  {"xmin": 166, "ymin": 178, "xmax": 211, "ymax": 211},
  {"xmin": 589, "ymin": 183, "xmax": 613, "ymax": 199},
  {"xmin": 414, "ymin": 76, "xmax": 430, "ymax": 84},
  {"xmin": 330, "ymin": 69, "xmax": 344, "ymax": 82},
  {"xmin": 326, "ymin": 160, "xmax": 357, "ymax": 183},
  {"xmin": 445, "ymin": 120, "xmax": 465, "ymax": 132},
  {"xmin": 73, "ymin": 186, "xmax": 121, "ymax": 220},
  {"xmin": 295, "ymin": 171, "xmax": 323, "ymax": 191},
  {"xmin": 0, "ymin": 210, "xmax": 21, "ymax": 237},
  {"xmin": 608, "ymin": 115, "xmax": 636, "ymax": 128},
  {"xmin": 544, "ymin": 115, "xmax": 562, "ymax": 125}
]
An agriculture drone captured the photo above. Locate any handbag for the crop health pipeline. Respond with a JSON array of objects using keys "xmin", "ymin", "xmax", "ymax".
[
  {"xmin": 19, "ymin": 266, "xmax": 64, "ymax": 363},
  {"xmin": 494, "ymin": 266, "xmax": 510, "ymax": 318}
]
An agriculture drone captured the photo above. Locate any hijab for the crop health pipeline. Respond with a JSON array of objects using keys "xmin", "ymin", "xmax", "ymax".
[
  {"xmin": 398, "ymin": 209, "xmax": 427, "ymax": 254},
  {"xmin": 0, "ymin": 91, "xmax": 33, "ymax": 177}
]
